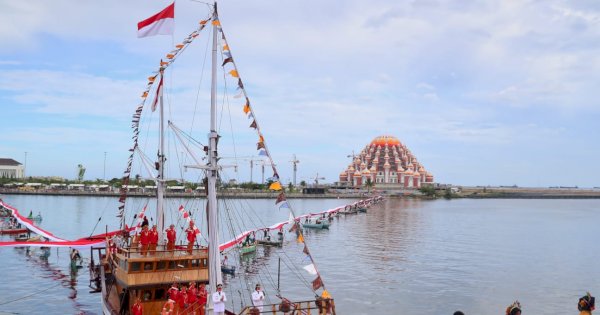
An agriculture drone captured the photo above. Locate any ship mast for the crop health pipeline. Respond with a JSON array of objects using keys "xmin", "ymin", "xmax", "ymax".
[
  {"xmin": 157, "ymin": 69, "xmax": 165, "ymax": 243},
  {"xmin": 207, "ymin": 1, "xmax": 223, "ymax": 298}
]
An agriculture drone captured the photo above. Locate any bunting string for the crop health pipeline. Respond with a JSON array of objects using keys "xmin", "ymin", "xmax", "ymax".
[{"xmin": 117, "ymin": 16, "xmax": 211, "ymax": 227}]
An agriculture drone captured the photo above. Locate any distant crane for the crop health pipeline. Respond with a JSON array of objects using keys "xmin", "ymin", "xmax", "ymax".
[
  {"xmin": 312, "ymin": 173, "xmax": 325, "ymax": 186},
  {"xmin": 289, "ymin": 154, "xmax": 300, "ymax": 186},
  {"xmin": 77, "ymin": 164, "xmax": 86, "ymax": 182}
]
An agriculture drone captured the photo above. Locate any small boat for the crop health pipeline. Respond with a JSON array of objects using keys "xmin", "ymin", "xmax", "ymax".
[
  {"xmin": 302, "ymin": 218, "xmax": 329, "ymax": 230},
  {"xmin": 28, "ymin": 213, "xmax": 43, "ymax": 223},
  {"xmin": 240, "ymin": 243, "xmax": 257, "ymax": 255},
  {"xmin": 221, "ymin": 264, "xmax": 236, "ymax": 275},
  {"xmin": 257, "ymin": 239, "xmax": 282, "ymax": 247},
  {"xmin": 0, "ymin": 227, "xmax": 28, "ymax": 235}
]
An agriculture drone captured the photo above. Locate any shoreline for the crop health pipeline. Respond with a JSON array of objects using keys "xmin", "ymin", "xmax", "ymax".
[{"xmin": 2, "ymin": 187, "xmax": 600, "ymax": 199}]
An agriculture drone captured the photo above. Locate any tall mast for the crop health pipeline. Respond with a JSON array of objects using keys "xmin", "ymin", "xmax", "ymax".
[
  {"xmin": 207, "ymin": 1, "xmax": 222, "ymax": 298},
  {"xmin": 157, "ymin": 70, "xmax": 165, "ymax": 244}
]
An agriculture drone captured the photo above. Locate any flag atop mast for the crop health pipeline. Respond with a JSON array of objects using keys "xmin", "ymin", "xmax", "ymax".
[{"xmin": 137, "ymin": 2, "xmax": 175, "ymax": 38}]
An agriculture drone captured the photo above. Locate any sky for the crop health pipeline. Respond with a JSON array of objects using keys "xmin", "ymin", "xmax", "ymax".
[{"xmin": 1, "ymin": 0, "xmax": 599, "ymax": 188}]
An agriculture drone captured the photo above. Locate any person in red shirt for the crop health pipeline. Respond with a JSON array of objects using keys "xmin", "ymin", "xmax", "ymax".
[
  {"xmin": 149, "ymin": 225, "xmax": 159, "ymax": 255},
  {"xmin": 187, "ymin": 282, "xmax": 198, "ymax": 315},
  {"xmin": 197, "ymin": 283, "xmax": 207, "ymax": 315},
  {"xmin": 178, "ymin": 286, "xmax": 188, "ymax": 314},
  {"xmin": 131, "ymin": 297, "xmax": 143, "ymax": 315},
  {"xmin": 139, "ymin": 225, "xmax": 150, "ymax": 256},
  {"xmin": 185, "ymin": 221, "xmax": 196, "ymax": 254},
  {"xmin": 166, "ymin": 224, "xmax": 177, "ymax": 252}
]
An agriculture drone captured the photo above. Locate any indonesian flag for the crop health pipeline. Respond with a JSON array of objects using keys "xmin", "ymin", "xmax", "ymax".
[{"xmin": 137, "ymin": 2, "xmax": 175, "ymax": 38}]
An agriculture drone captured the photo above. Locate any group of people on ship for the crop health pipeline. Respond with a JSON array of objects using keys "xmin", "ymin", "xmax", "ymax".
[
  {"xmin": 164, "ymin": 281, "xmax": 209, "ymax": 315},
  {"xmin": 452, "ymin": 292, "xmax": 595, "ymax": 315},
  {"xmin": 124, "ymin": 219, "xmax": 198, "ymax": 255}
]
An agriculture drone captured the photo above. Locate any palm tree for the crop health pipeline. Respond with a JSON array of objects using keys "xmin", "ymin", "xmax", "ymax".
[{"xmin": 364, "ymin": 178, "xmax": 374, "ymax": 193}]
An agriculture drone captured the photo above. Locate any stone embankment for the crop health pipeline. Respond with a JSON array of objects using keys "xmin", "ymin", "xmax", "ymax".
[{"xmin": 457, "ymin": 186, "xmax": 600, "ymax": 199}]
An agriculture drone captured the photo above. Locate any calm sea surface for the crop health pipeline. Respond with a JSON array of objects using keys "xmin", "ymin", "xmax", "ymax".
[{"xmin": 1, "ymin": 195, "xmax": 599, "ymax": 314}]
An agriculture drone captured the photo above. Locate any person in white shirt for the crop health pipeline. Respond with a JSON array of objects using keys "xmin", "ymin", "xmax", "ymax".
[
  {"xmin": 251, "ymin": 283, "xmax": 265, "ymax": 312},
  {"xmin": 212, "ymin": 283, "xmax": 227, "ymax": 315}
]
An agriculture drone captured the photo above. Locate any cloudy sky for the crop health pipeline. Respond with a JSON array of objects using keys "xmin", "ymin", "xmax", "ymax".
[{"xmin": 1, "ymin": 0, "xmax": 599, "ymax": 187}]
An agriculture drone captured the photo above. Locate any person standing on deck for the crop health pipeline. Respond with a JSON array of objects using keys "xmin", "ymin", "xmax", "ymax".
[
  {"xmin": 140, "ymin": 225, "xmax": 150, "ymax": 256},
  {"xmin": 168, "ymin": 283, "xmax": 180, "ymax": 314},
  {"xmin": 212, "ymin": 283, "xmax": 226, "ymax": 315},
  {"xmin": 131, "ymin": 297, "xmax": 143, "ymax": 315},
  {"xmin": 166, "ymin": 224, "xmax": 177, "ymax": 251},
  {"xmin": 149, "ymin": 225, "xmax": 158, "ymax": 255},
  {"xmin": 578, "ymin": 292, "xmax": 595, "ymax": 315},
  {"xmin": 251, "ymin": 283, "xmax": 265, "ymax": 312},
  {"xmin": 198, "ymin": 283, "xmax": 207, "ymax": 315},
  {"xmin": 185, "ymin": 221, "xmax": 196, "ymax": 254},
  {"xmin": 188, "ymin": 282, "xmax": 198, "ymax": 315},
  {"xmin": 178, "ymin": 286, "xmax": 188, "ymax": 314}
]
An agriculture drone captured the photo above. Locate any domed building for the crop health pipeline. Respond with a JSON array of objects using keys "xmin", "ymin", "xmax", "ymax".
[{"xmin": 339, "ymin": 135, "xmax": 434, "ymax": 189}]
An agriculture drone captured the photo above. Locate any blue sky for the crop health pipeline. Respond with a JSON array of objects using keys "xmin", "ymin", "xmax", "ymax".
[{"xmin": 1, "ymin": 0, "xmax": 599, "ymax": 187}]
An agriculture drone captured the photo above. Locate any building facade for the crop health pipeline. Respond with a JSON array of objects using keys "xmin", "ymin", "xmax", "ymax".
[
  {"xmin": 339, "ymin": 135, "xmax": 434, "ymax": 189},
  {"xmin": 0, "ymin": 158, "xmax": 24, "ymax": 179}
]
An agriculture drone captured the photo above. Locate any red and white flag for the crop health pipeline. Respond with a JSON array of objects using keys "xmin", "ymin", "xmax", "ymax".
[
  {"xmin": 151, "ymin": 73, "xmax": 163, "ymax": 112},
  {"xmin": 137, "ymin": 2, "xmax": 175, "ymax": 38}
]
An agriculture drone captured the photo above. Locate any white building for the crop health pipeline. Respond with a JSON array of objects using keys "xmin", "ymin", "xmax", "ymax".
[{"xmin": 0, "ymin": 158, "xmax": 24, "ymax": 179}]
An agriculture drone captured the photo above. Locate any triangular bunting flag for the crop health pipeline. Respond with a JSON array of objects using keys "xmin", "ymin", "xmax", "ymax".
[
  {"xmin": 269, "ymin": 181, "xmax": 282, "ymax": 191},
  {"xmin": 222, "ymin": 57, "xmax": 233, "ymax": 66},
  {"xmin": 249, "ymin": 120, "xmax": 257, "ymax": 129},
  {"xmin": 237, "ymin": 78, "xmax": 244, "ymax": 89},
  {"xmin": 276, "ymin": 193, "xmax": 286, "ymax": 205},
  {"xmin": 303, "ymin": 244, "xmax": 310, "ymax": 255},
  {"xmin": 279, "ymin": 201, "xmax": 290, "ymax": 209},
  {"xmin": 258, "ymin": 149, "xmax": 268, "ymax": 156},
  {"xmin": 312, "ymin": 276, "xmax": 323, "ymax": 290},
  {"xmin": 297, "ymin": 233, "xmax": 304, "ymax": 243},
  {"xmin": 257, "ymin": 142, "xmax": 265, "ymax": 150},
  {"xmin": 321, "ymin": 290, "xmax": 331, "ymax": 299},
  {"xmin": 243, "ymin": 103, "xmax": 250, "ymax": 114},
  {"xmin": 303, "ymin": 264, "xmax": 317, "ymax": 275}
]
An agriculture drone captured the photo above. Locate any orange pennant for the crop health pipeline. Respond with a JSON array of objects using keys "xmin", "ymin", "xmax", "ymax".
[
  {"xmin": 297, "ymin": 233, "xmax": 304, "ymax": 243},
  {"xmin": 223, "ymin": 44, "xmax": 229, "ymax": 51},
  {"xmin": 259, "ymin": 135, "xmax": 264, "ymax": 143},
  {"xmin": 212, "ymin": 20, "xmax": 221, "ymax": 26},
  {"xmin": 243, "ymin": 103, "xmax": 250, "ymax": 114},
  {"xmin": 229, "ymin": 70, "xmax": 239, "ymax": 78},
  {"xmin": 142, "ymin": 91, "xmax": 148, "ymax": 98},
  {"xmin": 160, "ymin": 61, "xmax": 169, "ymax": 66},
  {"xmin": 176, "ymin": 44, "xmax": 184, "ymax": 49},
  {"xmin": 166, "ymin": 53, "xmax": 175, "ymax": 59},
  {"xmin": 148, "ymin": 76, "xmax": 156, "ymax": 82},
  {"xmin": 200, "ymin": 20, "xmax": 208, "ymax": 25}
]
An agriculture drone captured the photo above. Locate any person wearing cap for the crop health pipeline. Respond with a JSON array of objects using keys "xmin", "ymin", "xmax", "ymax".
[
  {"xmin": 251, "ymin": 283, "xmax": 265, "ymax": 312},
  {"xmin": 149, "ymin": 225, "xmax": 159, "ymax": 255},
  {"xmin": 579, "ymin": 292, "xmax": 596, "ymax": 315},
  {"xmin": 186, "ymin": 221, "xmax": 197, "ymax": 254},
  {"xmin": 140, "ymin": 225, "xmax": 150, "ymax": 256},
  {"xmin": 505, "ymin": 301, "xmax": 521, "ymax": 315},
  {"xmin": 212, "ymin": 284, "xmax": 227, "ymax": 315},
  {"xmin": 166, "ymin": 224, "xmax": 177, "ymax": 252}
]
